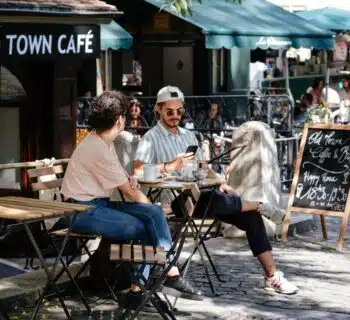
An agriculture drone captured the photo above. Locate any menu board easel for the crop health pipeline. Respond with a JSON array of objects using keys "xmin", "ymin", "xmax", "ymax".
[{"xmin": 282, "ymin": 124, "xmax": 350, "ymax": 250}]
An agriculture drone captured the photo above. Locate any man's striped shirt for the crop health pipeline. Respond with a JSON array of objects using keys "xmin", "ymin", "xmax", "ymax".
[{"xmin": 134, "ymin": 121, "xmax": 202, "ymax": 164}]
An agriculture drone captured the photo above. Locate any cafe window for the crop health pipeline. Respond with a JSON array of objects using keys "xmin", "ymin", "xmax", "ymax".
[
  {"xmin": 0, "ymin": 66, "xmax": 24, "ymax": 189},
  {"xmin": 0, "ymin": 66, "xmax": 26, "ymax": 98},
  {"xmin": 122, "ymin": 52, "xmax": 142, "ymax": 87}
]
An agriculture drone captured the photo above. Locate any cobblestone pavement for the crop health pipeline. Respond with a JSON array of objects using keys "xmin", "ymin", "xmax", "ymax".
[{"xmin": 7, "ymin": 216, "xmax": 350, "ymax": 320}]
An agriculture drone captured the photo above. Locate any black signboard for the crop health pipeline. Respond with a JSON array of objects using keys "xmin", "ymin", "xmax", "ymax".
[
  {"xmin": 293, "ymin": 127, "xmax": 350, "ymax": 212},
  {"xmin": 282, "ymin": 124, "xmax": 350, "ymax": 250},
  {"xmin": 0, "ymin": 24, "xmax": 100, "ymax": 59}
]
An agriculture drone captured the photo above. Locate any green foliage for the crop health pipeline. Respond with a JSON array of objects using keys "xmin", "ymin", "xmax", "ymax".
[{"xmin": 163, "ymin": 0, "xmax": 243, "ymax": 16}]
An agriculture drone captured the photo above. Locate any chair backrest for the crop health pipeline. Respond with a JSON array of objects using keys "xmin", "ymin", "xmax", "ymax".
[
  {"xmin": 27, "ymin": 165, "xmax": 64, "ymax": 192},
  {"xmin": 190, "ymin": 184, "xmax": 201, "ymax": 202},
  {"xmin": 185, "ymin": 197, "xmax": 194, "ymax": 217}
]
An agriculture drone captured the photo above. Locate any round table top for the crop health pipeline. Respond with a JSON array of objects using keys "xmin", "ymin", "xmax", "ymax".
[{"xmin": 138, "ymin": 177, "xmax": 225, "ymax": 190}]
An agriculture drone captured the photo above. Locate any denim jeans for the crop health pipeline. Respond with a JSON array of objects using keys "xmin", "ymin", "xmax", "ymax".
[{"xmin": 71, "ymin": 198, "xmax": 172, "ymax": 283}]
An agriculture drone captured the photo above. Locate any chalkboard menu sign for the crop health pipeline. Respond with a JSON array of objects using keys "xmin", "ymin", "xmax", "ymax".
[
  {"xmin": 293, "ymin": 127, "xmax": 350, "ymax": 212},
  {"xmin": 282, "ymin": 124, "xmax": 350, "ymax": 250}
]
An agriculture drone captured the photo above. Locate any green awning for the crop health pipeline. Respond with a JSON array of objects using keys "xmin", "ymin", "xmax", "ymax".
[
  {"xmin": 296, "ymin": 8, "xmax": 350, "ymax": 32},
  {"xmin": 145, "ymin": 0, "xmax": 335, "ymax": 50},
  {"xmin": 101, "ymin": 21, "xmax": 133, "ymax": 50}
]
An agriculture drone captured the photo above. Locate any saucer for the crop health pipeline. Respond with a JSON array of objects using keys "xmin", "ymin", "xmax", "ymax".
[{"xmin": 138, "ymin": 179, "xmax": 163, "ymax": 184}]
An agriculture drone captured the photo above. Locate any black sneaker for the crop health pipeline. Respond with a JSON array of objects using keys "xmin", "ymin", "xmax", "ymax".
[
  {"xmin": 118, "ymin": 291, "xmax": 168, "ymax": 313},
  {"xmin": 162, "ymin": 276, "xmax": 204, "ymax": 301}
]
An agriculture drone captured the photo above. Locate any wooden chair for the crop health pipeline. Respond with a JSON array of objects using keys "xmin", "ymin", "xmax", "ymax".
[
  {"xmin": 26, "ymin": 165, "xmax": 100, "ymax": 314},
  {"xmin": 27, "ymin": 165, "xmax": 101, "ymax": 261},
  {"xmin": 28, "ymin": 165, "xmax": 65, "ymax": 195},
  {"xmin": 19, "ymin": 165, "xmax": 64, "ymax": 269}
]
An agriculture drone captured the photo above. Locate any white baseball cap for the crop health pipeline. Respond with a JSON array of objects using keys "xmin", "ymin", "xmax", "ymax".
[{"xmin": 156, "ymin": 86, "xmax": 185, "ymax": 104}]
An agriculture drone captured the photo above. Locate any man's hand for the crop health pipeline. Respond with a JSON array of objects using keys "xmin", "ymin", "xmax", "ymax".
[
  {"xmin": 219, "ymin": 183, "xmax": 237, "ymax": 195},
  {"xmin": 168, "ymin": 153, "xmax": 195, "ymax": 172}
]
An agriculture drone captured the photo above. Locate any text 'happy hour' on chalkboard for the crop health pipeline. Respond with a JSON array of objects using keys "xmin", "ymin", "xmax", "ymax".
[
  {"xmin": 292, "ymin": 125, "xmax": 350, "ymax": 213},
  {"xmin": 282, "ymin": 124, "xmax": 350, "ymax": 250}
]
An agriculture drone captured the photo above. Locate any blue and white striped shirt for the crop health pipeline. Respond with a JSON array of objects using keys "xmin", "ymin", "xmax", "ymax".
[{"xmin": 134, "ymin": 121, "xmax": 202, "ymax": 164}]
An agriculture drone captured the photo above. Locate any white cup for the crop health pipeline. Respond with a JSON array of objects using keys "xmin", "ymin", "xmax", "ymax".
[
  {"xmin": 143, "ymin": 164, "xmax": 158, "ymax": 182},
  {"xmin": 182, "ymin": 160, "xmax": 197, "ymax": 180}
]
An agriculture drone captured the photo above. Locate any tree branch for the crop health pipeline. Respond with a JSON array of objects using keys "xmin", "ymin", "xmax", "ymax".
[{"xmin": 163, "ymin": 0, "xmax": 243, "ymax": 16}]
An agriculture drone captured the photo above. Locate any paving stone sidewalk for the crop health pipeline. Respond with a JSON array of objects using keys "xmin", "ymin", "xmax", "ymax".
[{"xmin": 6, "ymin": 215, "xmax": 350, "ymax": 320}]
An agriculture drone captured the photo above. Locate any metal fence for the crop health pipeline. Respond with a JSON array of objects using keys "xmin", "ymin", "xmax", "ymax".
[
  {"xmin": 77, "ymin": 93, "xmax": 294, "ymax": 131},
  {"xmin": 275, "ymin": 134, "xmax": 300, "ymax": 191},
  {"xmin": 76, "ymin": 92, "xmax": 297, "ymax": 190}
]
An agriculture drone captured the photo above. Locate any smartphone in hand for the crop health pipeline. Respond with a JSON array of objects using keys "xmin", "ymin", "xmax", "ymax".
[{"xmin": 185, "ymin": 145, "xmax": 198, "ymax": 157}]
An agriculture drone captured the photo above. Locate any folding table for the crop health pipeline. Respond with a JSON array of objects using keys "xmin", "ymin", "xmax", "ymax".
[
  {"xmin": 0, "ymin": 196, "xmax": 94, "ymax": 320},
  {"xmin": 139, "ymin": 178, "xmax": 225, "ymax": 295}
]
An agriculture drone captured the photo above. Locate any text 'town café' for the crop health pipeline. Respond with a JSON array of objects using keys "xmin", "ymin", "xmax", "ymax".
[{"xmin": 0, "ymin": 0, "xmax": 120, "ymax": 195}]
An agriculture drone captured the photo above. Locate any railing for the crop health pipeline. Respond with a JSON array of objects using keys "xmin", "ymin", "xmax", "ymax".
[
  {"xmin": 76, "ymin": 91, "xmax": 298, "ymax": 190},
  {"xmin": 77, "ymin": 92, "xmax": 294, "ymax": 132},
  {"xmin": 0, "ymin": 130, "xmax": 300, "ymax": 195},
  {"xmin": 0, "ymin": 159, "xmax": 69, "ymax": 170},
  {"xmin": 275, "ymin": 133, "xmax": 300, "ymax": 190}
]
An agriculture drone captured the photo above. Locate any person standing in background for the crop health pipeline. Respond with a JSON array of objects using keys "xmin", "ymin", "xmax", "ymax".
[
  {"xmin": 306, "ymin": 79, "xmax": 324, "ymax": 105},
  {"xmin": 338, "ymin": 78, "xmax": 350, "ymax": 102}
]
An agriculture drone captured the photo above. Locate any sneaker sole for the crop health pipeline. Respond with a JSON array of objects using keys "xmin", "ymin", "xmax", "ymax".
[
  {"xmin": 264, "ymin": 287, "xmax": 299, "ymax": 295},
  {"xmin": 162, "ymin": 286, "xmax": 204, "ymax": 301}
]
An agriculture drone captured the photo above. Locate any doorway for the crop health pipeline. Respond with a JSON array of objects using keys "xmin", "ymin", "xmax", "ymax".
[{"xmin": 163, "ymin": 46, "xmax": 193, "ymax": 95}]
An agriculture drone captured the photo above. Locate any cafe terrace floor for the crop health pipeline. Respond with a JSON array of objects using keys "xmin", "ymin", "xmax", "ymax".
[{"xmin": 3, "ymin": 214, "xmax": 350, "ymax": 320}]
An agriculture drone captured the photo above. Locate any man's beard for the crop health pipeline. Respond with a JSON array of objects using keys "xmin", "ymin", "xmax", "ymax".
[{"xmin": 164, "ymin": 118, "xmax": 180, "ymax": 128}]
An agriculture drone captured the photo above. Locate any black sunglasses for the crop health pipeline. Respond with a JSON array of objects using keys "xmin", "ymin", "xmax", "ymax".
[{"xmin": 166, "ymin": 107, "xmax": 185, "ymax": 117}]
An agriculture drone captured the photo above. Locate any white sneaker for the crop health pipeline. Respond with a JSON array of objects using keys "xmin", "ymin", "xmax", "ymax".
[
  {"xmin": 258, "ymin": 202, "xmax": 286, "ymax": 225},
  {"xmin": 264, "ymin": 271, "xmax": 299, "ymax": 295}
]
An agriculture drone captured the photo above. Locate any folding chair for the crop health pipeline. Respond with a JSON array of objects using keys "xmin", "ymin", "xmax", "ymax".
[
  {"xmin": 27, "ymin": 165, "xmax": 175, "ymax": 318},
  {"xmin": 110, "ymin": 197, "xmax": 194, "ymax": 320},
  {"xmin": 27, "ymin": 165, "xmax": 99, "ymax": 314},
  {"xmin": 167, "ymin": 184, "xmax": 224, "ymax": 297}
]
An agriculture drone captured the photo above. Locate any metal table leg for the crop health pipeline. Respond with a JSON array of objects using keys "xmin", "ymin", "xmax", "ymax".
[
  {"xmin": 44, "ymin": 222, "xmax": 92, "ymax": 314},
  {"xmin": 23, "ymin": 220, "xmax": 73, "ymax": 320},
  {"xmin": 180, "ymin": 221, "xmax": 224, "ymax": 282},
  {"xmin": 173, "ymin": 189, "xmax": 220, "ymax": 296}
]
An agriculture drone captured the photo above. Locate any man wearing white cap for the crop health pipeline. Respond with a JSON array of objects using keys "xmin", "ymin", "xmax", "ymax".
[{"xmin": 134, "ymin": 86, "xmax": 298, "ymax": 295}]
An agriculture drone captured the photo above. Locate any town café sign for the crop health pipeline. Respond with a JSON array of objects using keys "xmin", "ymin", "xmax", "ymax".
[{"xmin": 0, "ymin": 24, "xmax": 100, "ymax": 59}]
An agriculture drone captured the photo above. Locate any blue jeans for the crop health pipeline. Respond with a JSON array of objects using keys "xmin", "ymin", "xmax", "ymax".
[{"xmin": 71, "ymin": 198, "xmax": 172, "ymax": 282}]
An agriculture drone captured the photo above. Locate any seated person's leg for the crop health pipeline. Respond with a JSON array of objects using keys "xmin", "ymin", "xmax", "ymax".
[
  {"xmin": 111, "ymin": 201, "xmax": 203, "ymax": 301},
  {"xmin": 171, "ymin": 191, "xmax": 298, "ymax": 295},
  {"xmin": 221, "ymin": 210, "xmax": 272, "ymax": 258},
  {"xmin": 72, "ymin": 198, "xmax": 151, "ymax": 244},
  {"xmin": 71, "ymin": 198, "xmax": 153, "ymax": 301},
  {"xmin": 225, "ymin": 210, "xmax": 298, "ymax": 294},
  {"xmin": 111, "ymin": 201, "xmax": 171, "ymax": 251},
  {"xmin": 171, "ymin": 188, "xmax": 285, "ymax": 225}
]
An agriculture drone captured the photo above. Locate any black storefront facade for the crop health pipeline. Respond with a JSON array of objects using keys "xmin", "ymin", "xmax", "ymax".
[{"xmin": 0, "ymin": 1, "xmax": 119, "ymax": 194}]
